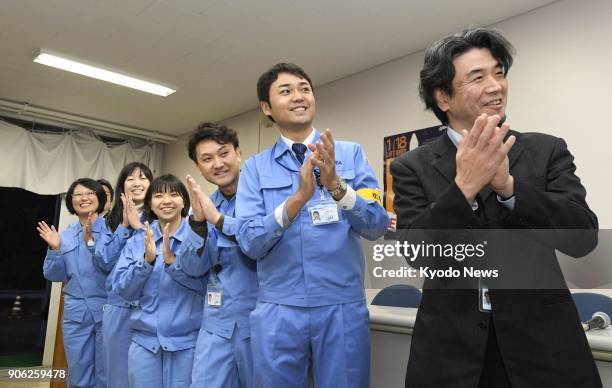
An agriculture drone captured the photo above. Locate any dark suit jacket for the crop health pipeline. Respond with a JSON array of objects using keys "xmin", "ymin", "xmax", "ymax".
[{"xmin": 390, "ymin": 129, "xmax": 601, "ymax": 388}]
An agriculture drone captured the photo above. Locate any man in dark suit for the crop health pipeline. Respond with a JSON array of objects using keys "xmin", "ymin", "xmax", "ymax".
[{"xmin": 390, "ymin": 27, "xmax": 601, "ymax": 387}]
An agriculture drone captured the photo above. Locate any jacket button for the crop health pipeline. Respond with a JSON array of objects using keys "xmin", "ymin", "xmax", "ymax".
[{"xmin": 477, "ymin": 321, "xmax": 487, "ymax": 330}]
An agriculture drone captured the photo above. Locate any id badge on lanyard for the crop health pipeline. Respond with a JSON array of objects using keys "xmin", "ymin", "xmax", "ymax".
[
  {"xmin": 307, "ymin": 186, "xmax": 340, "ymax": 226},
  {"xmin": 207, "ymin": 229, "xmax": 224, "ymax": 307},
  {"xmin": 478, "ymin": 278, "xmax": 491, "ymax": 313},
  {"xmin": 207, "ymin": 265, "xmax": 223, "ymax": 308},
  {"xmin": 207, "ymin": 281, "xmax": 223, "ymax": 307}
]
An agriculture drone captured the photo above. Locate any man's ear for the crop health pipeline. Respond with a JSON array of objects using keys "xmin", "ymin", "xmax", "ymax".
[
  {"xmin": 260, "ymin": 101, "xmax": 271, "ymax": 116},
  {"xmin": 434, "ymin": 89, "xmax": 450, "ymax": 113},
  {"xmin": 236, "ymin": 148, "xmax": 242, "ymax": 163}
]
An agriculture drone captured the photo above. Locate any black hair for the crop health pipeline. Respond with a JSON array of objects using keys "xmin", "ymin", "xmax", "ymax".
[
  {"xmin": 419, "ymin": 27, "xmax": 515, "ymax": 125},
  {"xmin": 97, "ymin": 178, "xmax": 114, "ymax": 202},
  {"xmin": 106, "ymin": 162, "xmax": 154, "ymax": 231},
  {"xmin": 65, "ymin": 178, "xmax": 106, "ymax": 215},
  {"xmin": 187, "ymin": 122, "xmax": 239, "ymax": 163},
  {"xmin": 143, "ymin": 174, "xmax": 190, "ymax": 222},
  {"xmin": 257, "ymin": 62, "xmax": 314, "ymax": 123}
]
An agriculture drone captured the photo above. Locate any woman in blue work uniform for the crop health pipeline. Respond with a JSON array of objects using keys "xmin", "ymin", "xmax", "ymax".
[
  {"xmin": 38, "ymin": 178, "xmax": 108, "ymax": 388},
  {"xmin": 94, "ymin": 163, "xmax": 153, "ymax": 388},
  {"xmin": 113, "ymin": 174, "xmax": 206, "ymax": 388}
]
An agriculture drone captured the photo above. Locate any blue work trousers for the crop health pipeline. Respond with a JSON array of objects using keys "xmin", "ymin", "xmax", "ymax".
[
  {"xmin": 127, "ymin": 341, "xmax": 194, "ymax": 388},
  {"xmin": 102, "ymin": 304, "xmax": 134, "ymax": 388},
  {"xmin": 250, "ymin": 301, "xmax": 370, "ymax": 388},
  {"xmin": 190, "ymin": 326, "xmax": 253, "ymax": 388},
  {"xmin": 62, "ymin": 308, "xmax": 105, "ymax": 388}
]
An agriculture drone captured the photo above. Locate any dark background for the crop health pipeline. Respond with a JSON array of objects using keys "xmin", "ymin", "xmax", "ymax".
[{"xmin": 0, "ymin": 186, "xmax": 60, "ymax": 366}]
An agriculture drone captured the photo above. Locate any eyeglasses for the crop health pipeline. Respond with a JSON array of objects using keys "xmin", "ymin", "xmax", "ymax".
[{"xmin": 73, "ymin": 191, "xmax": 96, "ymax": 198}]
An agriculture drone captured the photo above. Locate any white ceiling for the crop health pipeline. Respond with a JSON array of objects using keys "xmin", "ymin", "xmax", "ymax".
[{"xmin": 0, "ymin": 0, "xmax": 555, "ymax": 136}]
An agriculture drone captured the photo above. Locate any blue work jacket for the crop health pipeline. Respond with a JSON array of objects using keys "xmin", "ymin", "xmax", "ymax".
[
  {"xmin": 236, "ymin": 131, "xmax": 389, "ymax": 307},
  {"xmin": 43, "ymin": 216, "xmax": 108, "ymax": 323},
  {"xmin": 178, "ymin": 190, "xmax": 257, "ymax": 340},
  {"xmin": 113, "ymin": 218, "xmax": 206, "ymax": 353},
  {"xmin": 95, "ymin": 223, "xmax": 141, "ymax": 308}
]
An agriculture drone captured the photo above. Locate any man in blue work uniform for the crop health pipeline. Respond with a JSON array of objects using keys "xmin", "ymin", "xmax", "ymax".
[
  {"xmin": 178, "ymin": 122, "xmax": 257, "ymax": 387},
  {"xmin": 236, "ymin": 62, "xmax": 389, "ymax": 388}
]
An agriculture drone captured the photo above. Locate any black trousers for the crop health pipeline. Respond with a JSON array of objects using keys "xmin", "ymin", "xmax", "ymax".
[{"xmin": 478, "ymin": 318, "xmax": 512, "ymax": 387}]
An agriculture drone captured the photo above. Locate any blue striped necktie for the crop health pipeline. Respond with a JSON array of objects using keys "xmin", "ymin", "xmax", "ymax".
[{"xmin": 292, "ymin": 143, "xmax": 307, "ymax": 165}]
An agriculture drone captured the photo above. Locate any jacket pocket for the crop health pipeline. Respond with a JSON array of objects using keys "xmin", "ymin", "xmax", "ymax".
[
  {"xmin": 338, "ymin": 168, "xmax": 355, "ymax": 182},
  {"xmin": 260, "ymin": 174, "xmax": 293, "ymax": 214}
]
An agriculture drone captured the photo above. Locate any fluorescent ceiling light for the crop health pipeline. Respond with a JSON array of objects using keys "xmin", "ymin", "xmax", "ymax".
[{"xmin": 33, "ymin": 50, "xmax": 176, "ymax": 97}]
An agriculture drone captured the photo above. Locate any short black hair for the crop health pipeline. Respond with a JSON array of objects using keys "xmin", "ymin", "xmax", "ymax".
[
  {"xmin": 97, "ymin": 178, "xmax": 114, "ymax": 202},
  {"xmin": 187, "ymin": 122, "xmax": 239, "ymax": 163},
  {"xmin": 65, "ymin": 178, "xmax": 106, "ymax": 215},
  {"xmin": 257, "ymin": 63, "xmax": 314, "ymax": 122},
  {"xmin": 419, "ymin": 27, "xmax": 515, "ymax": 125},
  {"xmin": 143, "ymin": 174, "xmax": 190, "ymax": 222},
  {"xmin": 106, "ymin": 162, "xmax": 154, "ymax": 231}
]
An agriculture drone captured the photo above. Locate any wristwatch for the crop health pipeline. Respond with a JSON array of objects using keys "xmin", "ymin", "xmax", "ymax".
[{"xmin": 328, "ymin": 178, "xmax": 348, "ymax": 198}]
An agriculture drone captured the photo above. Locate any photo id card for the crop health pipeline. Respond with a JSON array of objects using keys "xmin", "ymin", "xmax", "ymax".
[
  {"xmin": 308, "ymin": 199, "xmax": 340, "ymax": 226},
  {"xmin": 478, "ymin": 279, "xmax": 492, "ymax": 313},
  {"xmin": 207, "ymin": 283, "xmax": 223, "ymax": 307}
]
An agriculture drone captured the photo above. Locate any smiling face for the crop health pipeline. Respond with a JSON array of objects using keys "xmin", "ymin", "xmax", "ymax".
[
  {"xmin": 260, "ymin": 72, "xmax": 316, "ymax": 133},
  {"xmin": 194, "ymin": 139, "xmax": 241, "ymax": 195},
  {"xmin": 150, "ymin": 190, "xmax": 185, "ymax": 224},
  {"xmin": 71, "ymin": 184, "xmax": 100, "ymax": 217},
  {"xmin": 435, "ymin": 48, "xmax": 508, "ymax": 132},
  {"xmin": 124, "ymin": 168, "xmax": 150, "ymax": 204}
]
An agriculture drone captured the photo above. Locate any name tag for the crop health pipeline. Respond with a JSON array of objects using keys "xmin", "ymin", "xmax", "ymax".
[
  {"xmin": 207, "ymin": 283, "xmax": 223, "ymax": 307},
  {"xmin": 308, "ymin": 199, "xmax": 340, "ymax": 226},
  {"xmin": 479, "ymin": 279, "xmax": 492, "ymax": 312}
]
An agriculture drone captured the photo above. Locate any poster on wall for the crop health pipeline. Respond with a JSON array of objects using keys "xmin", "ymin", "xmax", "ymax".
[{"xmin": 383, "ymin": 125, "xmax": 445, "ymax": 231}]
